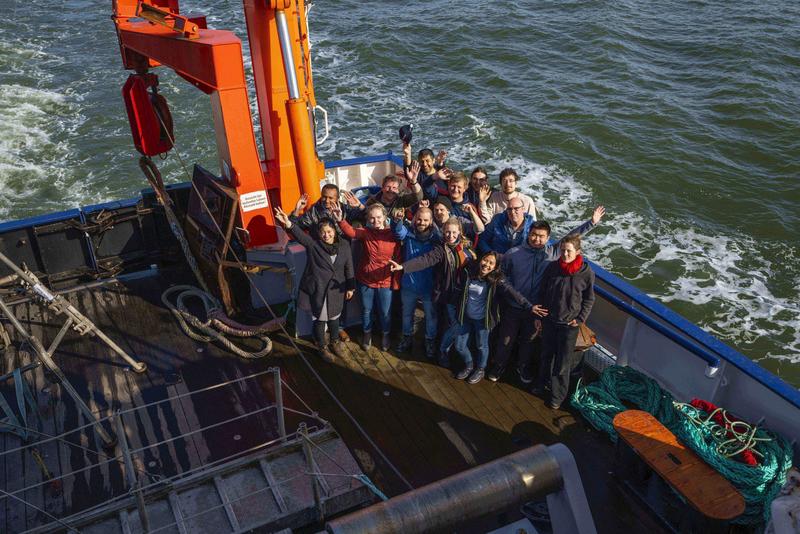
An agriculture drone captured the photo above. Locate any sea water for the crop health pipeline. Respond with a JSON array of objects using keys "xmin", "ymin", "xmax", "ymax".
[{"xmin": 0, "ymin": 0, "xmax": 798, "ymax": 385}]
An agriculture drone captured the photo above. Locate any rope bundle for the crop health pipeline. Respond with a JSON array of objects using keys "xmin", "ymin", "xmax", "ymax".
[
  {"xmin": 571, "ymin": 365, "xmax": 794, "ymax": 524},
  {"xmin": 162, "ymin": 285, "xmax": 280, "ymax": 359}
]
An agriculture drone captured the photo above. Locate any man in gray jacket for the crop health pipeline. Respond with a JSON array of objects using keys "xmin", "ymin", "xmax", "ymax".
[{"xmin": 487, "ymin": 205, "xmax": 606, "ymax": 383}]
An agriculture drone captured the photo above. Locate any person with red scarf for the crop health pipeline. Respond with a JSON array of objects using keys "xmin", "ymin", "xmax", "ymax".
[{"xmin": 533, "ymin": 233, "xmax": 596, "ymax": 409}]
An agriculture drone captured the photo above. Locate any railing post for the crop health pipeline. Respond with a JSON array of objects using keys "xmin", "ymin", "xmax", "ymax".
[
  {"xmin": 271, "ymin": 367, "xmax": 286, "ymax": 440},
  {"xmin": 299, "ymin": 423, "xmax": 324, "ymax": 522},
  {"xmin": 115, "ymin": 412, "xmax": 150, "ymax": 533}
]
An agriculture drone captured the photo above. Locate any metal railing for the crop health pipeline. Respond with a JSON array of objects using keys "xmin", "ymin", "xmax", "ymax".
[{"xmin": 1, "ymin": 367, "xmax": 328, "ymax": 533}]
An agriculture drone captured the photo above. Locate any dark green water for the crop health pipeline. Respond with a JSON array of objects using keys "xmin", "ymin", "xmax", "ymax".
[{"xmin": 1, "ymin": 0, "xmax": 798, "ymax": 385}]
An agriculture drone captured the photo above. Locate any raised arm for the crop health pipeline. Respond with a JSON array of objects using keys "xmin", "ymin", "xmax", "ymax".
[
  {"xmin": 463, "ymin": 203, "xmax": 485, "ymax": 235},
  {"xmin": 391, "ymin": 246, "xmax": 445, "ymax": 274},
  {"xmin": 287, "ymin": 223, "xmax": 316, "ymax": 249},
  {"xmin": 557, "ymin": 205, "xmax": 606, "ymax": 243},
  {"xmin": 405, "ymin": 160, "xmax": 423, "ymax": 201},
  {"xmin": 338, "ymin": 218, "xmax": 366, "ymax": 240},
  {"xmin": 477, "ymin": 183, "xmax": 492, "ymax": 224},
  {"xmin": 392, "ymin": 219, "xmax": 410, "ymax": 242},
  {"xmin": 275, "ymin": 206, "xmax": 315, "ymax": 250}
]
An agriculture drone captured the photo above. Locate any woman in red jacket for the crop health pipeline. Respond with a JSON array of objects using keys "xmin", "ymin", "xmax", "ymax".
[{"xmin": 333, "ymin": 203, "xmax": 400, "ymax": 352}]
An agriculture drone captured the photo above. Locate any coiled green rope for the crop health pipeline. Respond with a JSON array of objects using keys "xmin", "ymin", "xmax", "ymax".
[{"xmin": 571, "ymin": 366, "xmax": 793, "ymax": 525}]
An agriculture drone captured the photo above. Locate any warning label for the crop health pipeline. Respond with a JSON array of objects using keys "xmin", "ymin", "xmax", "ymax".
[{"xmin": 240, "ymin": 190, "xmax": 269, "ymax": 212}]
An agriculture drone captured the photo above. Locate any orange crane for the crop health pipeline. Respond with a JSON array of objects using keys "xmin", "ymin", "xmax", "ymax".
[{"xmin": 112, "ymin": 0, "xmax": 325, "ymax": 247}]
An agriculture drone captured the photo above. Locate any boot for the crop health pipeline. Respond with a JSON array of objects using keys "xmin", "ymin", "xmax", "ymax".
[
  {"xmin": 330, "ymin": 340, "xmax": 346, "ymax": 358},
  {"xmin": 317, "ymin": 344, "xmax": 335, "ymax": 363},
  {"xmin": 424, "ymin": 338, "xmax": 436, "ymax": 360},
  {"xmin": 361, "ymin": 330, "xmax": 372, "ymax": 351},
  {"xmin": 397, "ymin": 335, "xmax": 413, "ymax": 353},
  {"xmin": 381, "ymin": 332, "xmax": 391, "ymax": 352}
]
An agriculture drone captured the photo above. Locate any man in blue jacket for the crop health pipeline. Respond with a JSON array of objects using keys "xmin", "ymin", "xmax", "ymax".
[
  {"xmin": 392, "ymin": 207, "xmax": 441, "ymax": 358},
  {"xmin": 477, "ymin": 197, "xmax": 535, "ymax": 254},
  {"xmin": 488, "ymin": 205, "xmax": 606, "ymax": 383}
]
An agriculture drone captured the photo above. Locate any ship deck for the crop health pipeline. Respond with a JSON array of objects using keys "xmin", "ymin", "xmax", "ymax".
[{"xmin": 0, "ymin": 267, "xmax": 666, "ymax": 533}]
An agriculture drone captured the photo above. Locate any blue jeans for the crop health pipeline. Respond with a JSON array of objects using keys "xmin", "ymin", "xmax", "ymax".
[
  {"xmin": 440, "ymin": 304, "xmax": 459, "ymax": 354},
  {"xmin": 454, "ymin": 317, "xmax": 490, "ymax": 369},
  {"xmin": 358, "ymin": 284, "xmax": 392, "ymax": 334},
  {"xmin": 400, "ymin": 288, "xmax": 437, "ymax": 340}
]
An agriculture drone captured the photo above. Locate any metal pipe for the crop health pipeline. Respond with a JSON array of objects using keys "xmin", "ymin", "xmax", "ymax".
[
  {"xmin": 275, "ymin": 10, "xmax": 300, "ymax": 99},
  {"xmin": 325, "ymin": 444, "xmax": 563, "ymax": 534}
]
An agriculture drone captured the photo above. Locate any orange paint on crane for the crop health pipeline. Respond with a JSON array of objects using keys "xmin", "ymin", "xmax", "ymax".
[{"xmin": 112, "ymin": 0, "xmax": 325, "ymax": 247}]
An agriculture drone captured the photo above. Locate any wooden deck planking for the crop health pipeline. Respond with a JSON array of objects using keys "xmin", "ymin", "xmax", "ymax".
[
  {"xmin": 302, "ymin": 337, "xmax": 430, "ymax": 489},
  {"xmin": 1, "ymin": 269, "xmax": 668, "ymax": 533},
  {"xmin": 93, "ymin": 283, "xmax": 206, "ymax": 476},
  {"xmin": 366, "ymin": 348, "xmax": 471, "ymax": 475},
  {"xmin": 24, "ymin": 302, "xmax": 67, "ymax": 524},
  {"xmin": 345, "ymin": 345, "xmax": 466, "ymax": 480}
]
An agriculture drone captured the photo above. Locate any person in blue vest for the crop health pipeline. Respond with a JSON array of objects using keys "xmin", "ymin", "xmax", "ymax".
[
  {"xmin": 391, "ymin": 206, "xmax": 440, "ymax": 358},
  {"xmin": 477, "ymin": 197, "xmax": 535, "ymax": 254},
  {"xmin": 487, "ymin": 205, "xmax": 606, "ymax": 383}
]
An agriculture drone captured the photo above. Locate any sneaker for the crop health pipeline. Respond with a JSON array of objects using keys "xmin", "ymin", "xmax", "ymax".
[
  {"xmin": 548, "ymin": 402, "xmax": 561, "ymax": 410},
  {"xmin": 486, "ymin": 366, "xmax": 501, "ymax": 382},
  {"xmin": 381, "ymin": 332, "xmax": 391, "ymax": 352},
  {"xmin": 397, "ymin": 335, "xmax": 413, "ymax": 353},
  {"xmin": 317, "ymin": 345, "xmax": 335, "ymax": 363},
  {"xmin": 517, "ymin": 366, "xmax": 533, "ymax": 385},
  {"xmin": 330, "ymin": 340, "xmax": 346, "ymax": 358},
  {"xmin": 467, "ymin": 368, "xmax": 485, "ymax": 385},
  {"xmin": 361, "ymin": 331, "xmax": 372, "ymax": 351},
  {"xmin": 424, "ymin": 339, "xmax": 436, "ymax": 360},
  {"xmin": 454, "ymin": 364, "xmax": 473, "ymax": 380}
]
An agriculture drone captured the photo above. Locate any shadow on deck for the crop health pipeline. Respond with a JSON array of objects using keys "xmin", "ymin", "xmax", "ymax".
[{"xmin": 0, "ymin": 268, "xmax": 664, "ymax": 533}]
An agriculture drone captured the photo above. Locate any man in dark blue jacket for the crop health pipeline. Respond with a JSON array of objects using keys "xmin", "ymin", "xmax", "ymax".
[
  {"xmin": 487, "ymin": 205, "xmax": 606, "ymax": 383},
  {"xmin": 477, "ymin": 197, "xmax": 535, "ymax": 254},
  {"xmin": 392, "ymin": 207, "xmax": 440, "ymax": 358}
]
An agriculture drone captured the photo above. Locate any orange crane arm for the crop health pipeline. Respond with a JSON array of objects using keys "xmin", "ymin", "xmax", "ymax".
[{"xmin": 112, "ymin": 0, "xmax": 325, "ymax": 247}]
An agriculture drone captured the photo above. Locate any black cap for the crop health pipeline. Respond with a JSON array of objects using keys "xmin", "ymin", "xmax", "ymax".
[
  {"xmin": 432, "ymin": 196, "xmax": 452, "ymax": 211},
  {"xmin": 399, "ymin": 124, "xmax": 413, "ymax": 144}
]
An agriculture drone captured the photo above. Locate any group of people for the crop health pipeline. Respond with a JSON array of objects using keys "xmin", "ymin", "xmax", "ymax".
[{"xmin": 272, "ymin": 142, "xmax": 605, "ymax": 410}]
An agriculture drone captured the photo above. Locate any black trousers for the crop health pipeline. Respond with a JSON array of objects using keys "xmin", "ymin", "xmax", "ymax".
[
  {"xmin": 536, "ymin": 321, "xmax": 581, "ymax": 407},
  {"xmin": 313, "ymin": 318, "xmax": 340, "ymax": 347},
  {"xmin": 491, "ymin": 305, "xmax": 539, "ymax": 375}
]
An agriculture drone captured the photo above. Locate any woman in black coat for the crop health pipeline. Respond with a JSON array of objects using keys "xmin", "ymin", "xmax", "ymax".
[
  {"xmin": 274, "ymin": 206, "xmax": 355, "ymax": 362},
  {"xmin": 532, "ymin": 233, "xmax": 595, "ymax": 410}
]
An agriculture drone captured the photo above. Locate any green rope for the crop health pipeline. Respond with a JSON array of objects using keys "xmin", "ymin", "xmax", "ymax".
[{"xmin": 571, "ymin": 366, "xmax": 793, "ymax": 525}]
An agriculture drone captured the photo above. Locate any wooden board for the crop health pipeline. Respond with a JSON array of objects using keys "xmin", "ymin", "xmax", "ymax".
[{"xmin": 613, "ymin": 409, "xmax": 745, "ymax": 521}]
